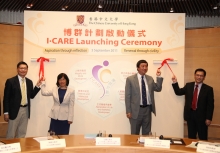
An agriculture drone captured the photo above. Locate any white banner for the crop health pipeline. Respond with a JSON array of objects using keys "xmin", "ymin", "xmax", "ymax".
[{"xmin": 24, "ymin": 11, "xmax": 185, "ymax": 138}]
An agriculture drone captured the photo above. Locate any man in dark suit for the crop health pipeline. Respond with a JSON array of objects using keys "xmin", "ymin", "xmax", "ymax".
[
  {"xmin": 125, "ymin": 60, "xmax": 163, "ymax": 135},
  {"xmin": 172, "ymin": 68, "xmax": 214, "ymax": 140},
  {"xmin": 3, "ymin": 61, "xmax": 41, "ymax": 139}
]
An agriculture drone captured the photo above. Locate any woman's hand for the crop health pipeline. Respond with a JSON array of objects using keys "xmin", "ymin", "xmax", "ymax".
[{"xmin": 68, "ymin": 121, "xmax": 73, "ymax": 124}]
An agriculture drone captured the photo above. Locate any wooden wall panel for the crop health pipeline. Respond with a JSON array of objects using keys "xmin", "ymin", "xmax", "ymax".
[
  {"xmin": 186, "ymin": 28, "xmax": 220, "ymax": 47},
  {"xmin": 0, "ymin": 24, "xmax": 23, "ymax": 122},
  {"xmin": 185, "ymin": 27, "xmax": 220, "ymax": 139},
  {"xmin": 0, "ymin": 122, "xmax": 8, "ymax": 138}
]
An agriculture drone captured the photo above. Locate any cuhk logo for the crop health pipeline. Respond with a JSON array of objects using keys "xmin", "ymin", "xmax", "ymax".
[{"xmin": 73, "ymin": 15, "xmax": 87, "ymax": 26}]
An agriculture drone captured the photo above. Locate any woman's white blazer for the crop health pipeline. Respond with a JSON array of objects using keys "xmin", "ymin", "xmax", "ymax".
[{"xmin": 41, "ymin": 83, "xmax": 75, "ymax": 121}]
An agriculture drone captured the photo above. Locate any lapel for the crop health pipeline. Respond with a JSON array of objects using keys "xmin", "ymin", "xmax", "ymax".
[
  {"xmin": 189, "ymin": 82, "xmax": 195, "ymax": 98},
  {"xmin": 145, "ymin": 75, "xmax": 151, "ymax": 93},
  {"xmin": 15, "ymin": 76, "xmax": 21, "ymax": 95},
  {"xmin": 134, "ymin": 74, "xmax": 140, "ymax": 94},
  {"xmin": 198, "ymin": 83, "xmax": 206, "ymax": 101},
  {"xmin": 56, "ymin": 87, "xmax": 68, "ymax": 103},
  {"xmin": 63, "ymin": 87, "xmax": 69, "ymax": 101},
  {"xmin": 55, "ymin": 87, "xmax": 60, "ymax": 103},
  {"xmin": 25, "ymin": 78, "xmax": 30, "ymax": 97}
]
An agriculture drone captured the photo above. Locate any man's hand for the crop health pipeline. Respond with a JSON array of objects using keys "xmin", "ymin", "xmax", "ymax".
[
  {"xmin": 41, "ymin": 77, "xmax": 46, "ymax": 81},
  {"xmin": 36, "ymin": 78, "xmax": 43, "ymax": 87},
  {"xmin": 156, "ymin": 69, "xmax": 161, "ymax": 76},
  {"xmin": 126, "ymin": 113, "xmax": 132, "ymax": 119},
  {"xmin": 4, "ymin": 114, "xmax": 9, "ymax": 122},
  {"xmin": 172, "ymin": 75, "xmax": 177, "ymax": 83},
  {"xmin": 205, "ymin": 119, "xmax": 211, "ymax": 126}
]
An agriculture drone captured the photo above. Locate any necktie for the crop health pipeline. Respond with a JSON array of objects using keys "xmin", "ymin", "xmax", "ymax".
[
  {"xmin": 191, "ymin": 85, "xmax": 198, "ymax": 110},
  {"xmin": 21, "ymin": 78, "xmax": 26, "ymax": 106},
  {"xmin": 141, "ymin": 76, "xmax": 147, "ymax": 106}
]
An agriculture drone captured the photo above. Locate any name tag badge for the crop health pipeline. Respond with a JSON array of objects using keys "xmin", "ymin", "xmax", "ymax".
[
  {"xmin": 0, "ymin": 143, "xmax": 21, "ymax": 153},
  {"xmin": 96, "ymin": 137, "xmax": 121, "ymax": 146},
  {"xmin": 197, "ymin": 143, "xmax": 220, "ymax": 153},
  {"xmin": 144, "ymin": 139, "xmax": 170, "ymax": 148},
  {"xmin": 40, "ymin": 139, "xmax": 66, "ymax": 149}
]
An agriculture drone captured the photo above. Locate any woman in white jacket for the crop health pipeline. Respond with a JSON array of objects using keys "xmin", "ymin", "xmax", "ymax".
[{"xmin": 41, "ymin": 73, "xmax": 74, "ymax": 135}]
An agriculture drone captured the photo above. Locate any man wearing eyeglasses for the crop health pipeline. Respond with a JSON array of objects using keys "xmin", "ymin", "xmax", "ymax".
[
  {"xmin": 171, "ymin": 68, "xmax": 214, "ymax": 140},
  {"xmin": 3, "ymin": 61, "xmax": 41, "ymax": 139}
]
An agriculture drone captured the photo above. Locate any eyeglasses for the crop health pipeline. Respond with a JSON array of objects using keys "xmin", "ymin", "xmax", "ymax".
[
  {"xmin": 195, "ymin": 74, "xmax": 204, "ymax": 77},
  {"xmin": 19, "ymin": 67, "xmax": 28, "ymax": 70}
]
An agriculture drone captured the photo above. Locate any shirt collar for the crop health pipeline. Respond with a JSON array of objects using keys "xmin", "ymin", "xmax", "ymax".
[
  {"xmin": 195, "ymin": 82, "xmax": 202, "ymax": 88},
  {"xmin": 17, "ymin": 75, "xmax": 25, "ymax": 81},
  {"xmin": 137, "ymin": 73, "xmax": 144, "ymax": 79}
]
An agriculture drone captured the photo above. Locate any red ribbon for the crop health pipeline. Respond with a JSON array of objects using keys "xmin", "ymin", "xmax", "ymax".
[
  {"xmin": 158, "ymin": 58, "xmax": 175, "ymax": 75},
  {"xmin": 37, "ymin": 57, "xmax": 49, "ymax": 80}
]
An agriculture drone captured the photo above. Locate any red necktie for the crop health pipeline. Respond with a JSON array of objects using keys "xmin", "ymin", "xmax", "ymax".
[{"xmin": 191, "ymin": 85, "xmax": 198, "ymax": 110}]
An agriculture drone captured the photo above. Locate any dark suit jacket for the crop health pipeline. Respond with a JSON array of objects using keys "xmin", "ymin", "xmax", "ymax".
[
  {"xmin": 172, "ymin": 82, "xmax": 214, "ymax": 121},
  {"xmin": 3, "ymin": 75, "xmax": 40, "ymax": 120}
]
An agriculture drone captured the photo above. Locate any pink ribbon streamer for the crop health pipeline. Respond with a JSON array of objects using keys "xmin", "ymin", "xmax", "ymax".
[{"xmin": 158, "ymin": 58, "xmax": 175, "ymax": 75}]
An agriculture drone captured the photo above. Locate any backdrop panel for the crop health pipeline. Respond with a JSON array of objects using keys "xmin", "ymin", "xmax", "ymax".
[{"xmin": 24, "ymin": 11, "xmax": 185, "ymax": 137}]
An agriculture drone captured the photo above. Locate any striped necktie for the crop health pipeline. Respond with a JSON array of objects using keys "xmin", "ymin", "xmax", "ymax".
[{"xmin": 21, "ymin": 78, "xmax": 26, "ymax": 106}]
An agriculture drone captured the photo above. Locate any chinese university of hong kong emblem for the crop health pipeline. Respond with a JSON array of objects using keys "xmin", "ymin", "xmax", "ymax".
[{"xmin": 77, "ymin": 15, "xmax": 84, "ymax": 24}]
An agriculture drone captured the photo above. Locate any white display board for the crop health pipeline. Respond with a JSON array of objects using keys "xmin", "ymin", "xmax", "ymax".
[{"xmin": 24, "ymin": 11, "xmax": 185, "ymax": 138}]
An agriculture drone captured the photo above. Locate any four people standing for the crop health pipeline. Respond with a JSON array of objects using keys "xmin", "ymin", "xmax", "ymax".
[{"xmin": 2, "ymin": 61, "xmax": 215, "ymax": 140}]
